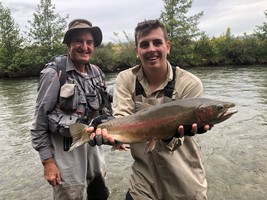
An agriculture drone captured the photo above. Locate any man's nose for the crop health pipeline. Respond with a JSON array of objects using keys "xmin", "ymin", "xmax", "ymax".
[
  {"xmin": 147, "ymin": 42, "xmax": 156, "ymax": 51},
  {"xmin": 80, "ymin": 41, "xmax": 88, "ymax": 49}
]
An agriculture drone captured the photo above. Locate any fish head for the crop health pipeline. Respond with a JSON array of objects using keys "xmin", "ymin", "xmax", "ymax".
[{"xmin": 196, "ymin": 99, "xmax": 238, "ymax": 125}]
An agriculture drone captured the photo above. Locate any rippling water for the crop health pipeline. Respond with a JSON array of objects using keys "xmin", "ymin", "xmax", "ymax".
[{"xmin": 0, "ymin": 66, "xmax": 266, "ymax": 200}]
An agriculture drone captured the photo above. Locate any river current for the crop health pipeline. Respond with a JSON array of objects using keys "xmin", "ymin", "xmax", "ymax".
[{"xmin": 0, "ymin": 66, "xmax": 266, "ymax": 200}]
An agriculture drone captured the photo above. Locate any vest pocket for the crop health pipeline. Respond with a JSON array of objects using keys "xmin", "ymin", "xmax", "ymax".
[
  {"xmin": 85, "ymin": 92, "xmax": 102, "ymax": 110},
  {"xmin": 59, "ymin": 83, "xmax": 79, "ymax": 112},
  {"xmin": 47, "ymin": 109, "xmax": 80, "ymax": 137}
]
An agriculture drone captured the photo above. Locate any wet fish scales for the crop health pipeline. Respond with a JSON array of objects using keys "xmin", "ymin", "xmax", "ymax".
[{"xmin": 68, "ymin": 97, "xmax": 237, "ymax": 152}]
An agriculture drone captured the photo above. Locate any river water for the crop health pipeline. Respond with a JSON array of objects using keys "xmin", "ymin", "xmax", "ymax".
[{"xmin": 0, "ymin": 66, "xmax": 266, "ymax": 200}]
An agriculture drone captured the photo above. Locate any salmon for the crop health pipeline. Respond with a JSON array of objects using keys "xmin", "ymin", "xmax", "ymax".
[{"xmin": 68, "ymin": 97, "xmax": 237, "ymax": 152}]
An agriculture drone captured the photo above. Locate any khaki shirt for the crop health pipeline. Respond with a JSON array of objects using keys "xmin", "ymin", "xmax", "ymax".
[{"xmin": 112, "ymin": 62, "xmax": 207, "ymax": 200}]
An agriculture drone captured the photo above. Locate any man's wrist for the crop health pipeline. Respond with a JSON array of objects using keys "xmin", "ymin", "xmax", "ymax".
[{"xmin": 41, "ymin": 157, "xmax": 54, "ymax": 166}]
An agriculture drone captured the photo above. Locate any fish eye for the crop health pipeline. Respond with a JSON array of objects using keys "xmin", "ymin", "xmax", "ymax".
[{"xmin": 217, "ymin": 104, "xmax": 224, "ymax": 111}]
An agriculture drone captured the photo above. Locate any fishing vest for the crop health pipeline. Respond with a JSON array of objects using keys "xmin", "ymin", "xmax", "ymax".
[
  {"xmin": 47, "ymin": 55, "xmax": 112, "ymax": 113},
  {"xmin": 46, "ymin": 55, "xmax": 112, "ymax": 150}
]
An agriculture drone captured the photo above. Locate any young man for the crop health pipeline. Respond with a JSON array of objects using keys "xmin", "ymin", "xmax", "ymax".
[
  {"xmin": 31, "ymin": 19, "xmax": 110, "ymax": 200},
  {"xmin": 89, "ymin": 19, "xmax": 210, "ymax": 199}
]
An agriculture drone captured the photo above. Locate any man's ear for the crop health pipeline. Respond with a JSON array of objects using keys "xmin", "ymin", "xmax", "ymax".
[
  {"xmin": 135, "ymin": 46, "xmax": 139, "ymax": 58},
  {"xmin": 167, "ymin": 40, "xmax": 171, "ymax": 54}
]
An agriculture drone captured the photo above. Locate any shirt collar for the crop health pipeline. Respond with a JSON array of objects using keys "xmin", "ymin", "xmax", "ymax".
[
  {"xmin": 134, "ymin": 61, "xmax": 173, "ymax": 84},
  {"xmin": 66, "ymin": 56, "xmax": 90, "ymax": 74},
  {"xmin": 66, "ymin": 56, "xmax": 76, "ymax": 72}
]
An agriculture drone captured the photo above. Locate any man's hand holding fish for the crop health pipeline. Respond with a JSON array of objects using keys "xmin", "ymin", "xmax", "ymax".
[
  {"xmin": 87, "ymin": 126, "xmax": 128, "ymax": 151},
  {"xmin": 86, "ymin": 121, "xmax": 211, "ymax": 151}
]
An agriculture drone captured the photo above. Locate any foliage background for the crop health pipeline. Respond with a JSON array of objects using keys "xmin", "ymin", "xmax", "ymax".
[{"xmin": 0, "ymin": 0, "xmax": 267, "ymax": 78}]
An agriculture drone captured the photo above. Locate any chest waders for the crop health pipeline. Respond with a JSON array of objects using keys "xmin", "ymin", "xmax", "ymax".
[
  {"xmin": 135, "ymin": 65, "xmax": 176, "ymax": 98},
  {"xmin": 126, "ymin": 66, "xmax": 176, "ymax": 200}
]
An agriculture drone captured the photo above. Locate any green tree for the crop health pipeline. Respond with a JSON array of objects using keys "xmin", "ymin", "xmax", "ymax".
[
  {"xmin": 27, "ymin": 0, "xmax": 68, "ymax": 65},
  {"xmin": 233, "ymin": 34, "xmax": 258, "ymax": 65},
  {"xmin": 254, "ymin": 10, "xmax": 267, "ymax": 63},
  {"xmin": 112, "ymin": 31, "xmax": 137, "ymax": 69},
  {"xmin": 254, "ymin": 10, "xmax": 267, "ymax": 41},
  {"xmin": 92, "ymin": 31, "xmax": 137, "ymax": 72},
  {"xmin": 160, "ymin": 0, "xmax": 203, "ymax": 66},
  {"xmin": 0, "ymin": 2, "xmax": 24, "ymax": 77},
  {"xmin": 220, "ymin": 27, "xmax": 236, "ymax": 64},
  {"xmin": 92, "ymin": 42, "xmax": 117, "ymax": 72},
  {"xmin": 193, "ymin": 34, "xmax": 216, "ymax": 66}
]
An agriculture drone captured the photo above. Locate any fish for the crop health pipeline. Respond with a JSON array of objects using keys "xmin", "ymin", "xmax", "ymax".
[{"xmin": 68, "ymin": 97, "xmax": 237, "ymax": 152}]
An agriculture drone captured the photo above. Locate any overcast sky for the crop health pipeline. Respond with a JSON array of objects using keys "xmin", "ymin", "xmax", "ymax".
[{"xmin": 1, "ymin": 0, "xmax": 267, "ymax": 43}]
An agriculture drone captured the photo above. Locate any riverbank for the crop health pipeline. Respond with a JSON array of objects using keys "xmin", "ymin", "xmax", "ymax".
[{"xmin": 1, "ymin": 63, "xmax": 267, "ymax": 79}]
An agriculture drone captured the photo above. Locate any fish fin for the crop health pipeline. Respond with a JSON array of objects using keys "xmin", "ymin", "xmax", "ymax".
[
  {"xmin": 68, "ymin": 123, "xmax": 88, "ymax": 152},
  {"xmin": 111, "ymin": 141, "xmax": 123, "ymax": 151},
  {"xmin": 144, "ymin": 139, "xmax": 156, "ymax": 154},
  {"xmin": 135, "ymin": 102, "xmax": 152, "ymax": 113},
  {"xmin": 69, "ymin": 123, "xmax": 87, "ymax": 138},
  {"xmin": 68, "ymin": 139, "xmax": 86, "ymax": 152}
]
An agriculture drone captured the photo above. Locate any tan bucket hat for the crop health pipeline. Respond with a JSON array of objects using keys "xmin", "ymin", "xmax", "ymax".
[{"xmin": 63, "ymin": 19, "xmax": 102, "ymax": 47}]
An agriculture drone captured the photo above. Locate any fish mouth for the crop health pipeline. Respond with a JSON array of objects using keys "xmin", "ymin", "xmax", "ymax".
[{"xmin": 217, "ymin": 103, "xmax": 238, "ymax": 123}]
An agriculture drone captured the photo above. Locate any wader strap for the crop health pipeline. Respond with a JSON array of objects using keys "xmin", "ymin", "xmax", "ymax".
[
  {"xmin": 126, "ymin": 191, "xmax": 134, "ymax": 200},
  {"xmin": 135, "ymin": 79, "xmax": 144, "ymax": 97},
  {"xmin": 135, "ymin": 65, "xmax": 176, "ymax": 98},
  {"xmin": 164, "ymin": 65, "xmax": 176, "ymax": 98}
]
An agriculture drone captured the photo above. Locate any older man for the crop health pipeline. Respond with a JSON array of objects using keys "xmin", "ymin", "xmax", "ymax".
[{"xmin": 31, "ymin": 19, "xmax": 110, "ymax": 200}]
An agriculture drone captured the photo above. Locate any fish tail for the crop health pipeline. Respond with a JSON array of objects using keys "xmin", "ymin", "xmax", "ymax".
[
  {"xmin": 68, "ymin": 123, "xmax": 88, "ymax": 151},
  {"xmin": 68, "ymin": 139, "xmax": 86, "ymax": 152}
]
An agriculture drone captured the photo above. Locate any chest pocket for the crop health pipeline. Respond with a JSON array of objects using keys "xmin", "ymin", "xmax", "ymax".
[
  {"xmin": 79, "ymin": 65, "xmax": 111, "ymax": 113},
  {"xmin": 59, "ymin": 83, "xmax": 79, "ymax": 113},
  {"xmin": 84, "ymin": 75, "xmax": 104, "ymax": 111}
]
